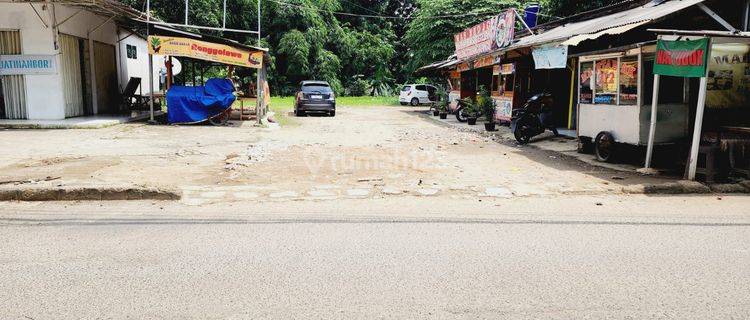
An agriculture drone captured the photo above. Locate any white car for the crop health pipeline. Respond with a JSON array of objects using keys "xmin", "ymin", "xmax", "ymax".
[{"xmin": 399, "ymin": 84, "xmax": 438, "ymax": 106}]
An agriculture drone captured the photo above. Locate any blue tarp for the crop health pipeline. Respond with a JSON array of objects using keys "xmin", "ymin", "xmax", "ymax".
[{"xmin": 166, "ymin": 78, "xmax": 236, "ymax": 124}]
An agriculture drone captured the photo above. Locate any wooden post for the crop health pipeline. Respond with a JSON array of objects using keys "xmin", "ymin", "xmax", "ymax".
[
  {"xmin": 165, "ymin": 56, "xmax": 173, "ymax": 90},
  {"xmin": 644, "ymin": 74, "xmax": 660, "ymax": 169}
]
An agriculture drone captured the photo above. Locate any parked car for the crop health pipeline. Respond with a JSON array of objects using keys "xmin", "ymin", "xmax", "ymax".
[
  {"xmin": 295, "ymin": 81, "xmax": 336, "ymax": 117},
  {"xmin": 399, "ymin": 84, "xmax": 438, "ymax": 106}
]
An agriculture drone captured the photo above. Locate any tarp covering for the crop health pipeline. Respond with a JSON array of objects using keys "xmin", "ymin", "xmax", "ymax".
[{"xmin": 166, "ymin": 78, "xmax": 236, "ymax": 124}]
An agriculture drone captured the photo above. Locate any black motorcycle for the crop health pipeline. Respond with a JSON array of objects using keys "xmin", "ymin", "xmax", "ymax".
[{"xmin": 511, "ymin": 93, "xmax": 559, "ymax": 144}]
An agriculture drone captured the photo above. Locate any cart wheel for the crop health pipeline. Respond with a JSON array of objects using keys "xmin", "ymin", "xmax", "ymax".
[
  {"xmin": 594, "ymin": 131, "xmax": 616, "ymax": 162},
  {"xmin": 209, "ymin": 109, "xmax": 231, "ymax": 126}
]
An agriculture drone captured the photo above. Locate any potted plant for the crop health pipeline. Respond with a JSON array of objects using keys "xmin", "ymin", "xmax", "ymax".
[
  {"xmin": 478, "ymin": 86, "xmax": 496, "ymax": 131},
  {"xmin": 461, "ymin": 98, "xmax": 479, "ymax": 125},
  {"xmin": 432, "ymin": 104, "xmax": 440, "ymax": 116},
  {"xmin": 436, "ymin": 87, "xmax": 449, "ymax": 119},
  {"xmin": 438, "ymin": 102, "xmax": 448, "ymax": 119}
]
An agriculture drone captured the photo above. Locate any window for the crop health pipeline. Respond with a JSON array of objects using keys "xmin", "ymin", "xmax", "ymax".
[
  {"xmin": 503, "ymin": 74, "xmax": 514, "ymax": 93},
  {"xmin": 579, "ymin": 62, "xmax": 594, "ymax": 104},
  {"xmin": 126, "ymin": 44, "xmax": 137, "ymax": 59},
  {"xmin": 619, "ymin": 57, "xmax": 638, "ymax": 105},
  {"xmin": 415, "ymin": 85, "xmax": 426, "ymax": 91},
  {"xmin": 578, "ymin": 55, "xmax": 642, "ymax": 106},
  {"xmin": 595, "ymin": 58, "xmax": 618, "ymax": 104},
  {"xmin": 642, "ymin": 59, "xmax": 686, "ymax": 105}
]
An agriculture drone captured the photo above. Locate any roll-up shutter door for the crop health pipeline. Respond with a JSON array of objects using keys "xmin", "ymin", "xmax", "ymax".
[{"xmin": 0, "ymin": 30, "xmax": 27, "ymax": 119}]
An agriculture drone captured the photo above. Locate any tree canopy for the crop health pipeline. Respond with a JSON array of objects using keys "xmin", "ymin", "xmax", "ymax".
[{"xmin": 123, "ymin": 0, "xmax": 624, "ymax": 96}]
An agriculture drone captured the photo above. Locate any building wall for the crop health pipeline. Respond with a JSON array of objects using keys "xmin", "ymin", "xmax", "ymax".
[
  {"xmin": 117, "ymin": 31, "xmax": 160, "ymax": 96},
  {"xmin": 0, "ymin": 3, "xmax": 121, "ymax": 119},
  {"xmin": 0, "ymin": 3, "xmax": 63, "ymax": 119}
]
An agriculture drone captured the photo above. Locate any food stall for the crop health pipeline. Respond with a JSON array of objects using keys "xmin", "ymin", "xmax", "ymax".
[{"xmin": 576, "ymin": 44, "xmax": 691, "ymax": 161}]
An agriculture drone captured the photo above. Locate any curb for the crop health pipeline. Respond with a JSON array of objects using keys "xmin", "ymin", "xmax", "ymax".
[{"xmin": 0, "ymin": 186, "xmax": 181, "ymax": 201}]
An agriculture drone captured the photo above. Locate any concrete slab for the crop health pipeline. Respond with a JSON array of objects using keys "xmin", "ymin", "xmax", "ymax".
[{"xmin": 0, "ymin": 111, "xmax": 163, "ymax": 129}]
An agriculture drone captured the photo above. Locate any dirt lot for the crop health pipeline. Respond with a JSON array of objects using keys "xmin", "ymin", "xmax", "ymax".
[{"xmin": 0, "ymin": 106, "xmax": 675, "ymax": 203}]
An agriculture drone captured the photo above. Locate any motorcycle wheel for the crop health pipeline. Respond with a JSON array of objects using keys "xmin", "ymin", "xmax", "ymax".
[{"xmin": 455, "ymin": 106, "xmax": 468, "ymax": 122}]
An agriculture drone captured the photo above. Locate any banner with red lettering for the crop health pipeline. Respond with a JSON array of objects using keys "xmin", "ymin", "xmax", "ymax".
[
  {"xmin": 148, "ymin": 35, "xmax": 263, "ymax": 69},
  {"xmin": 653, "ymin": 38, "xmax": 709, "ymax": 78}
]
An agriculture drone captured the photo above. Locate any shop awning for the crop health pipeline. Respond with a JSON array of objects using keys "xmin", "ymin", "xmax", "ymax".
[
  {"xmin": 416, "ymin": 55, "xmax": 458, "ymax": 73},
  {"xmin": 510, "ymin": 0, "xmax": 705, "ymax": 49}
]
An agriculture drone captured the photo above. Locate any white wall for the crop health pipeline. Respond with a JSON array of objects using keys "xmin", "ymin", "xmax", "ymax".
[
  {"xmin": 0, "ymin": 3, "xmax": 122, "ymax": 119},
  {"xmin": 117, "ymin": 31, "xmax": 160, "ymax": 95},
  {"xmin": 0, "ymin": 3, "xmax": 64, "ymax": 119}
]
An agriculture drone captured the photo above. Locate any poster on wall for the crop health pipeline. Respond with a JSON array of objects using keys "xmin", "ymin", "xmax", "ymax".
[
  {"xmin": 147, "ymin": 36, "xmax": 263, "ymax": 68},
  {"xmin": 532, "ymin": 45, "xmax": 568, "ymax": 69},
  {"xmin": 706, "ymin": 42, "xmax": 750, "ymax": 109},
  {"xmin": 453, "ymin": 10, "xmax": 515, "ymax": 60},
  {"xmin": 0, "ymin": 55, "xmax": 57, "ymax": 75}
]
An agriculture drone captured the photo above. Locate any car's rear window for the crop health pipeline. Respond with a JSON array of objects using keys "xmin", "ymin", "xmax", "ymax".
[
  {"xmin": 401, "ymin": 86, "xmax": 411, "ymax": 91},
  {"xmin": 302, "ymin": 84, "xmax": 332, "ymax": 93}
]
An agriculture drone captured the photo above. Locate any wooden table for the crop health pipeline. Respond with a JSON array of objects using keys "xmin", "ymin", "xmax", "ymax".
[{"xmin": 719, "ymin": 126, "xmax": 750, "ymax": 178}]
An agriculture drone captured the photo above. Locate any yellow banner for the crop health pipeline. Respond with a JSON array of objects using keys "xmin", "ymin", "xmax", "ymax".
[{"xmin": 148, "ymin": 36, "xmax": 262, "ymax": 69}]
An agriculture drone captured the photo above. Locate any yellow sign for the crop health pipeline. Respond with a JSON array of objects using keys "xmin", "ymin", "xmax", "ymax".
[{"xmin": 148, "ymin": 36, "xmax": 262, "ymax": 69}]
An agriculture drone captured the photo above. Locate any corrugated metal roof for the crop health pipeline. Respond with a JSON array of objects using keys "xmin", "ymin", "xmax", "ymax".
[{"xmin": 510, "ymin": 0, "xmax": 705, "ymax": 49}]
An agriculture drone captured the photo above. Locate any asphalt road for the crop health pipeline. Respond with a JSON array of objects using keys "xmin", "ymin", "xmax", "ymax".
[{"xmin": 1, "ymin": 204, "xmax": 749, "ymax": 319}]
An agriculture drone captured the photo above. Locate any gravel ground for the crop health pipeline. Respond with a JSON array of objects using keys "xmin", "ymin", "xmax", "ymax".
[{"xmin": 0, "ymin": 106, "xmax": 685, "ymax": 203}]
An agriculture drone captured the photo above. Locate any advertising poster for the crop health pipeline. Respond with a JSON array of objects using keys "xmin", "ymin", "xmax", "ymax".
[
  {"xmin": 707, "ymin": 43, "xmax": 750, "ymax": 109},
  {"xmin": 454, "ymin": 10, "xmax": 515, "ymax": 60},
  {"xmin": 148, "ymin": 36, "xmax": 263, "ymax": 68}
]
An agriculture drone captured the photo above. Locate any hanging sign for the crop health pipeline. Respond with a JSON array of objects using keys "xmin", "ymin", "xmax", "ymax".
[
  {"xmin": 0, "ymin": 55, "xmax": 57, "ymax": 75},
  {"xmin": 532, "ymin": 45, "xmax": 568, "ymax": 69},
  {"xmin": 454, "ymin": 10, "xmax": 515, "ymax": 60},
  {"xmin": 653, "ymin": 38, "xmax": 709, "ymax": 77},
  {"xmin": 147, "ymin": 36, "xmax": 263, "ymax": 69}
]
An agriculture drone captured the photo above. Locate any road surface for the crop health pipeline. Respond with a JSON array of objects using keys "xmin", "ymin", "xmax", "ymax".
[{"xmin": 1, "ymin": 197, "xmax": 749, "ymax": 319}]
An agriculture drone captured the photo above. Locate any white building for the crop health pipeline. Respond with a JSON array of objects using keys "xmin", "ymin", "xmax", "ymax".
[{"xmin": 0, "ymin": 0, "xmax": 153, "ymax": 120}]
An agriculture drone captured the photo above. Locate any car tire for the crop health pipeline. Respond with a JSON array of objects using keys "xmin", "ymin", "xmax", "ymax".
[
  {"xmin": 410, "ymin": 98, "xmax": 419, "ymax": 106},
  {"xmin": 330, "ymin": 111, "xmax": 335, "ymax": 117}
]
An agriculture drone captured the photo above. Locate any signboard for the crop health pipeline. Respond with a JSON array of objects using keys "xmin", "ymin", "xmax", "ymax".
[
  {"xmin": 532, "ymin": 45, "xmax": 568, "ymax": 69},
  {"xmin": 0, "ymin": 55, "xmax": 57, "ymax": 75},
  {"xmin": 454, "ymin": 10, "xmax": 515, "ymax": 60},
  {"xmin": 653, "ymin": 38, "xmax": 709, "ymax": 77},
  {"xmin": 707, "ymin": 42, "xmax": 750, "ymax": 109},
  {"xmin": 147, "ymin": 36, "xmax": 263, "ymax": 69},
  {"xmin": 494, "ymin": 96, "xmax": 513, "ymax": 120},
  {"xmin": 474, "ymin": 55, "xmax": 497, "ymax": 69}
]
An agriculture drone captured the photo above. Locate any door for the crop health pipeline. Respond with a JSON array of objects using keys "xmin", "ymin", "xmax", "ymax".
[
  {"xmin": 0, "ymin": 30, "xmax": 27, "ymax": 119},
  {"xmin": 59, "ymin": 34, "xmax": 85, "ymax": 117},
  {"xmin": 415, "ymin": 85, "xmax": 427, "ymax": 103},
  {"xmin": 94, "ymin": 41, "xmax": 118, "ymax": 114}
]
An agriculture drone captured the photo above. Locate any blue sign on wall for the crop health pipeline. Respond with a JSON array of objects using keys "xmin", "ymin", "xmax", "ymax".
[{"xmin": 0, "ymin": 55, "xmax": 57, "ymax": 75}]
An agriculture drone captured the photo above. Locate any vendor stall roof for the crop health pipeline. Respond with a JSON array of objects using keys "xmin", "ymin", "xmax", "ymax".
[
  {"xmin": 416, "ymin": 55, "xmax": 458, "ymax": 73},
  {"xmin": 511, "ymin": 0, "xmax": 706, "ymax": 48},
  {"xmin": 648, "ymin": 28, "xmax": 750, "ymax": 37}
]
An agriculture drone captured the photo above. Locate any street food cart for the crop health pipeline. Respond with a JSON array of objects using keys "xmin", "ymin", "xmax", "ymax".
[{"xmin": 576, "ymin": 45, "xmax": 690, "ymax": 162}]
